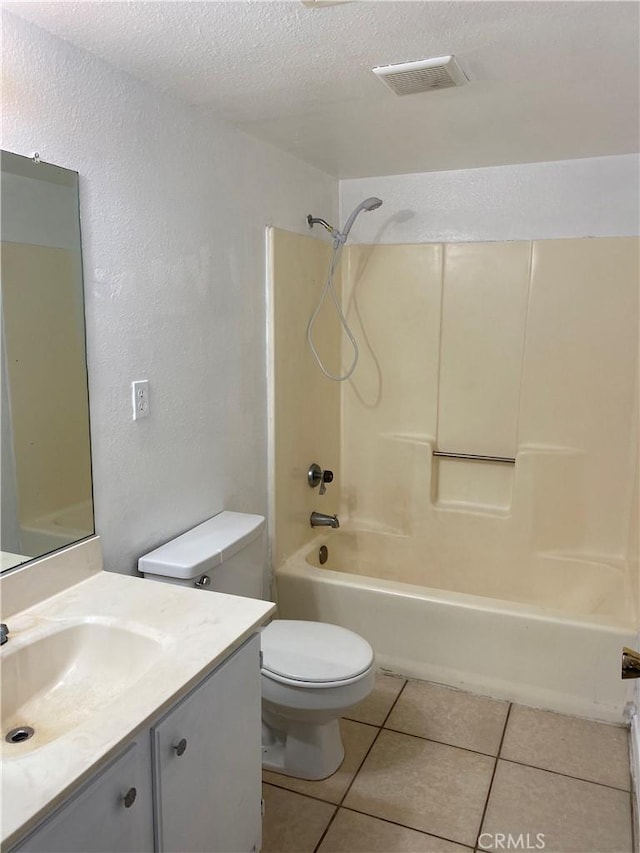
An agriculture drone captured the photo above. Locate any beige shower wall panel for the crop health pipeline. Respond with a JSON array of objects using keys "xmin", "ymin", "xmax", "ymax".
[
  {"xmin": 518, "ymin": 237, "xmax": 639, "ymax": 558},
  {"xmin": 342, "ymin": 244, "xmax": 443, "ymax": 433},
  {"xmin": 437, "ymin": 242, "xmax": 531, "ymax": 459},
  {"xmin": 341, "ymin": 244, "xmax": 442, "ymax": 529},
  {"xmin": 271, "ymin": 228, "xmax": 341, "ymax": 567}
]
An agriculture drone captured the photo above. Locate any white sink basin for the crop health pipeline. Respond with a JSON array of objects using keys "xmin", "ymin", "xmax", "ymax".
[{"xmin": 2, "ymin": 621, "xmax": 164, "ymax": 754}]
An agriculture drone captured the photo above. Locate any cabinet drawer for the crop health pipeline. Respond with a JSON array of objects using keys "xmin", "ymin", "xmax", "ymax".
[{"xmin": 12, "ymin": 737, "xmax": 153, "ymax": 853}]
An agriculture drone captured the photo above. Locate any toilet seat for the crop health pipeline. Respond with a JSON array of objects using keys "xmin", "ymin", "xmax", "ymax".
[{"xmin": 261, "ymin": 620, "xmax": 374, "ymax": 688}]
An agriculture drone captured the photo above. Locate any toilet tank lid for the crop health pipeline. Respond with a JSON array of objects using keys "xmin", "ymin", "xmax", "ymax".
[{"xmin": 138, "ymin": 511, "xmax": 265, "ymax": 580}]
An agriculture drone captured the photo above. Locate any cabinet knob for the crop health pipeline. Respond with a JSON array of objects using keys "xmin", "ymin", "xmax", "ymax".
[
  {"xmin": 121, "ymin": 787, "xmax": 137, "ymax": 809},
  {"xmin": 174, "ymin": 738, "xmax": 187, "ymax": 757}
]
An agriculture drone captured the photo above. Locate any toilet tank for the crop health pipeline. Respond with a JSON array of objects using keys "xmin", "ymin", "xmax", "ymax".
[{"xmin": 138, "ymin": 511, "xmax": 266, "ymax": 600}]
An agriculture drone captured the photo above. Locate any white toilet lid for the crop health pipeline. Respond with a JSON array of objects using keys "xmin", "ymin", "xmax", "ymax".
[{"xmin": 261, "ymin": 620, "xmax": 374, "ymax": 684}]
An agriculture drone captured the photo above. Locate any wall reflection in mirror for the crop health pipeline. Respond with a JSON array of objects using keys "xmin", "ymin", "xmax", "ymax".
[{"xmin": 1, "ymin": 151, "xmax": 94, "ymax": 572}]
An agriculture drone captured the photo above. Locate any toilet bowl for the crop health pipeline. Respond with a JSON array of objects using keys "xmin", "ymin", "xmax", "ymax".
[
  {"xmin": 138, "ymin": 511, "xmax": 375, "ymax": 780},
  {"xmin": 260, "ymin": 619, "xmax": 375, "ymax": 779}
]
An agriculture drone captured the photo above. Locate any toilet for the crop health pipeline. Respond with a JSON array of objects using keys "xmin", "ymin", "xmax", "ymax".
[{"xmin": 138, "ymin": 511, "xmax": 375, "ymax": 780}]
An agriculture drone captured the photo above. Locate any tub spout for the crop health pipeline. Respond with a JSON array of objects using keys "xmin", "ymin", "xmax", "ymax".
[{"xmin": 310, "ymin": 512, "xmax": 340, "ymax": 529}]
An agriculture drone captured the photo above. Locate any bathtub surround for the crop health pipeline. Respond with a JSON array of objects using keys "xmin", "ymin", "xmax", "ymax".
[
  {"xmin": 270, "ymin": 231, "xmax": 638, "ymax": 720},
  {"xmin": 268, "ymin": 229, "xmax": 341, "ymax": 569},
  {"xmin": 1, "ymin": 11, "xmax": 337, "ymax": 576},
  {"xmin": 272, "ymin": 233, "xmax": 638, "ymax": 586},
  {"xmin": 340, "ymin": 237, "xmax": 638, "ymax": 584}
]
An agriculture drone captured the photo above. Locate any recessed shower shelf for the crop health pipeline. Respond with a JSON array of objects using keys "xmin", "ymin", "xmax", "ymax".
[{"xmin": 432, "ymin": 453, "xmax": 515, "ymax": 513}]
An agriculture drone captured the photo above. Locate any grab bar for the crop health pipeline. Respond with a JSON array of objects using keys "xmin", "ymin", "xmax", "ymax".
[{"xmin": 433, "ymin": 451, "xmax": 516, "ymax": 465}]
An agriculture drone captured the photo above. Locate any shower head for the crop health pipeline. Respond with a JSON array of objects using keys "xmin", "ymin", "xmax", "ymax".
[
  {"xmin": 337, "ymin": 197, "xmax": 383, "ymax": 244},
  {"xmin": 306, "ymin": 197, "xmax": 383, "ymax": 246}
]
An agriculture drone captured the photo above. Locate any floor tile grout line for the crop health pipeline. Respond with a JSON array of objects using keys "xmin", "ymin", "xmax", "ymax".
[
  {"xmin": 498, "ymin": 757, "xmax": 633, "ymax": 794},
  {"xmin": 474, "ymin": 703, "xmax": 513, "ymax": 850},
  {"xmin": 337, "ymin": 679, "xmax": 408, "ymax": 808},
  {"xmin": 311, "ymin": 801, "xmax": 340, "ymax": 853},
  {"xmin": 311, "ymin": 682, "xmax": 410, "ymax": 853},
  {"xmin": 381, "ymin": 725, "xmax": 506, "ymax": 759},
  {"xmin": 262, "ymin": 780, "xmax": 344, "ymax": 809},
  {"xmin": 379, "ymin": 679, "xmax": 408, "ymax": 728},
  {"xmin": 337, "ymin": 725, "xmax": 383, "ymax": 807},
  {"xmin": 339, "ymin": 804, "xmax": 476, "ymax": 850},
  {"xmin": 313, "ymin": 680, "xmax": 411, "ymax": 852},
  {"xmin": 496, "ymin": 702, "xmax": 511, "ymax": 761},
  {"xmin": 312, "ymin": 720, "xmax": 387, "ymax": 853}
]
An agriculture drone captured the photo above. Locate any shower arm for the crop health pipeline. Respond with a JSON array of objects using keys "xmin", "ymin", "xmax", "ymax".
[
  {"xmin": 307, "ymin": 215, "xmax": 334, "ymax": 234},
  {"xmin": 306, "ymin": 215, "xmax": 342, "ymax": 244}
]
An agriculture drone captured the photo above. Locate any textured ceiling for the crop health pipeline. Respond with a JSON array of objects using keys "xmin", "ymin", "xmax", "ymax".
[{"xmin": 5, "ymin": 0, "xmax": 639, "ymax": 178}]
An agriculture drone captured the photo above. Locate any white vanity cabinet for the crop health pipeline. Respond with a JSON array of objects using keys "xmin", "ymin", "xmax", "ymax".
[
  {"xmin": 12, "ymin": 737, "xmax": 154, "ymax": 853},
  {"xmin": 152, "ymin": 633, "xmax": 262, "ymax": 853},
  {"xmin": 10, "ymin": 634, "xmax": 262, "ymax": 853}
]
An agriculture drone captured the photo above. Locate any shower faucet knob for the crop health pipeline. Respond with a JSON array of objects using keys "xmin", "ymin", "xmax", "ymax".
[
  {"xmin": 308, "ymin": 463, "xmax": 334, "ymax": 494},
  {"xmin": 319, "ymin": 470, "xmax": 333, "ymax": 494},
  {"xmin": 308, "ymin": 463, "xmax": 322, "ymax": 488}
]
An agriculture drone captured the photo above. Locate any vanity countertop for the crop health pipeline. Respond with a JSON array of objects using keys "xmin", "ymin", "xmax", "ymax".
[{"xmin": 1, "ymin": 570, "xmax": 275, "ymax": 848}]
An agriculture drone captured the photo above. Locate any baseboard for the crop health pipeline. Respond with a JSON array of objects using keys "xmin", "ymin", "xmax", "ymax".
[{"xmin": 630, "ymin": 711, "xmax": 640, "ymax": 852}]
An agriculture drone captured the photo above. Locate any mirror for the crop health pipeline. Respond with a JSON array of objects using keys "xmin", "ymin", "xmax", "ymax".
[{"xmin": 1, "ymin": 151, "xmax": 94, "ymax": 572}]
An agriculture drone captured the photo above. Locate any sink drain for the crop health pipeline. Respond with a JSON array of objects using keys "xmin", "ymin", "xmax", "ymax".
[{"xmin": 5, "ymin": 726, "xmax": 35, "ymax": 744}]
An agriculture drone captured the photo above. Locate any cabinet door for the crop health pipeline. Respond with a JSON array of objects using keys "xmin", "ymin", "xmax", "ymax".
[
  {"xmin": 12, "ymin": 737, "xmax": 153, "ymax": 853},
  {"xmin": 153, "ymin": 634, "xmax": 262, "ymax": 853}
]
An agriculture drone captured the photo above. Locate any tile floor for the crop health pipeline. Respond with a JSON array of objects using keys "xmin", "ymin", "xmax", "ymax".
[{"xmin": 262, "ymin": 674, "xmax": 633, "ymax": 853}]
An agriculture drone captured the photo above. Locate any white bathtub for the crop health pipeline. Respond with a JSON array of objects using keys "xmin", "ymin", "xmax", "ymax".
[{"xmin": 275, "ymin": 530, "xmax": 635, "ymax": 723}]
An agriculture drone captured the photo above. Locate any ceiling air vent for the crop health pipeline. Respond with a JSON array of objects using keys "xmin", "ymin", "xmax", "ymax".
[{"xmin": 372, "ymin": 55, "xmax": 468, "ymax": 96}]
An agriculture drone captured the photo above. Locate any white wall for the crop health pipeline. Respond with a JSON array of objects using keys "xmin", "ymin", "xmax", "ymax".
[
  {"xmin": 340, "ymin": 154, "xmax": 640, "ymax": 244},
  {"xmin": 2, "ymin": 171, "xmax": 80, "ymax": 250},
  {"xmin": 2, "ymin": 11, "xmax": 337, "ymax": 575}
]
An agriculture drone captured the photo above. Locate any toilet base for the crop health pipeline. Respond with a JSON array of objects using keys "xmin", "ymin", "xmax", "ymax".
[{"xmin": 261, "ymin": 715, "xmax": 345, "ymax": 780}]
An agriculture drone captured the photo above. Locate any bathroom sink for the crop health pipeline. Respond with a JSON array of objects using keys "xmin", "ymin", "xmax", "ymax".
[{"xmin": 1, "ymin": 622, "xmax": 164, "ymax": 754}]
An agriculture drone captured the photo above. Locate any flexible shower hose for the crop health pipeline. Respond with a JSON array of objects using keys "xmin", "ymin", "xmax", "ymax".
[{"xmin": 307, "ymin": 240, "xmax": 359, "ymax": 382}]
